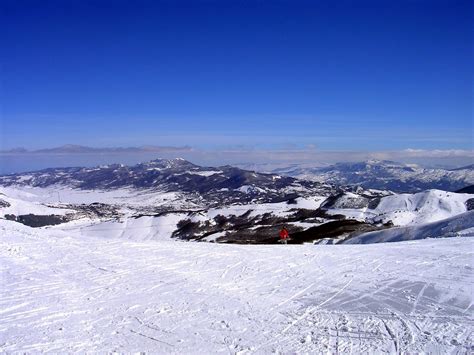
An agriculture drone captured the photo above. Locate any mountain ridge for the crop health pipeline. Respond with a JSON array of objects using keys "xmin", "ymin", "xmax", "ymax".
[
  {"xmin": 265, "ymin": 159, "xmax": 474, "ymax": 193},
  {"xmin": 0, "ymin": 158, "xmax": 337, "ymax": 207}
]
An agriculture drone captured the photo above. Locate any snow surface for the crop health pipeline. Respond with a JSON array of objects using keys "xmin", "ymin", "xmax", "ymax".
[
  {"xmin": 0, "ymin": 219, "xmax": 472, "ymax": 353},
  {"xmin": 328, "ymin": 190, "xmax": 471, "ymax": 227},
  {"xmin": 186, "ymin": 170, "xmax": 223, "ymax": 177},
  {"xmin": 235, "ymin": 185, "xmax": 266, "ymax": 194},
  {"xmin": 346, "ymin": 210, "xmax": 474, "ymax": 244},
  {"xmin": 0, "ymin": 192, "xmax": 74, "ymax": 217},
  {"xmin": 207, "ymin": 197, "xmax": 326, "ymax": 219},
  {"xmin": 0, "ymin": 186, "xmax": 191, "ymax": 211},
  {"xmin": 371, "ymin": 190, "xmax": 471, "ymax": 226},
  {"xmin": 59, "ymin": 214, "xmax": 190, "ymax": 241}
]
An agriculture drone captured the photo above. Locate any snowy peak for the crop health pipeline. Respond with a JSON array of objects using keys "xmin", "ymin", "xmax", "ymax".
[
  {"xmin": 369, "ymin": 189, "xmax": 473, "ymax": 226},
  {"xmin": 275, "ymin": 160, "xmax": 474, "ymax": 193}
]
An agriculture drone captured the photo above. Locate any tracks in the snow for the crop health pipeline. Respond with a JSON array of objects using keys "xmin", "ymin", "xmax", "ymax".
[{"xmin": 1, "ymin": 225, "xmax": 473, "ymax": 353}]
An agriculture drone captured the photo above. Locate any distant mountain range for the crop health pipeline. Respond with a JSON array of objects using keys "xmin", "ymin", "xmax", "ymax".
[
  {"xmin": 0, "ymin": 158, "xmax": 337, "ymax": 207},
  {"xmin": 1, "ymin": 158, "xmax": 473, "ymax": 244},
  {"xmin": 2, "ymin": 156, "xmax": 472, "ymax": 197},
  {"xmin": 264, "ymin": 160, "xmax": 474, "ymax": 193},
  {"xmin": 3, "ymin": 146, "xmax": 473, "ymax": 193}
]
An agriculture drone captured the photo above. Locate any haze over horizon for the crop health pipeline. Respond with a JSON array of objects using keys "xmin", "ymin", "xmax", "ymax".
[
  {"xmin": 1, "ymin": 0, "xmax": 472, "ymax": 160},
  {"xmin": 0, "ymin": 143, "xmax": 473, "ymax": 175}
]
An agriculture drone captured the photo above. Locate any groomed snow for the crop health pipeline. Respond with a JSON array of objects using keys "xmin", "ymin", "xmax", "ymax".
[
  {"xmin": 0, "ymin": 219, "xmax": 472, "ymax": 353},
  {"xmin": 58, "ymin": 214, "xmax": 190, "ymax": 241}
]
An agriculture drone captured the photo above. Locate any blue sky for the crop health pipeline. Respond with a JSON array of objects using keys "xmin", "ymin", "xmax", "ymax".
[{"xmin": 1, "ymin": 0, "xmax": 472, "ymax": 153}]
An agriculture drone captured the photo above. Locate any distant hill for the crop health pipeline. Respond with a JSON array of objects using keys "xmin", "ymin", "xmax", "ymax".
[{"xmin": 267, "ymin": 160, "xmax": 474, "ymax": 193}]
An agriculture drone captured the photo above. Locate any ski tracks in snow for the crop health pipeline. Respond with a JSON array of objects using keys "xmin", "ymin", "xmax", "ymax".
[{"xmin": 0, "ymin": 221, "xmax": 472, "ymax": 353}]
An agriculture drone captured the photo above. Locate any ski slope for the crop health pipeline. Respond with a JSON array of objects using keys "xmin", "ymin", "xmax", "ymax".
[
  {"xmin": 1, "ymin": 220, "xmax": 472, "ymax": 353},
  {"xmin": 328, "ymin": 189, "xmax": 472, "ymax": 227},
  {"xmin": 371, "ymin": 190, "xmax": 471, "ymax": 226},
  {"xmin": 346, "ymin": 211, "xmax": 474, "ymax": 244}
]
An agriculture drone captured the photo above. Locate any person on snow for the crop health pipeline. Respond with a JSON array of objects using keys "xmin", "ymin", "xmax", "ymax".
[{"xmin": 279, "ymin": 226, "xmax": 289, "ymax": 244}]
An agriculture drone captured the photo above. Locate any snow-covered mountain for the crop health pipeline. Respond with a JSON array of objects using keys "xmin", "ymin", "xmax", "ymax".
[
  {"xmin": 344, "ymin": 210, "xmax": 474, "ymax": 244},
  {"xmin": 0, "ymin": 158, "xmax": 336, "ymax": 207},
  {"xmin": 266, "ymin": 160, "xmax": 474, "ymax": 193},
  {"xmin": 311, "ymin": 189, "xmax": 473, "ymax": 244},
  {"xmin": 324, "ymin": 189, "xmax": 473, "ymax": 226}
]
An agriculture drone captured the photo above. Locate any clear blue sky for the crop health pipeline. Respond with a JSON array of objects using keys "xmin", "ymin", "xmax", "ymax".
[{"xmin": 1, "ymin": 0, "xmax": 472, "ymax": 151}]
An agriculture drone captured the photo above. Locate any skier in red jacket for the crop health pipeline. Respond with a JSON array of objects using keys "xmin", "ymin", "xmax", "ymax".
[{"xmin": 279, "ymin": 226, "xmax": 289, "ymax": 244}]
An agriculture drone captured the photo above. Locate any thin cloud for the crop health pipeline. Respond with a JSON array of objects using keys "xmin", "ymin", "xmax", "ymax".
[
  {"xmin": 1, "ymin": 145, "xmax": 472, "ymax": 173},
  {"xmin": 0, "ymin": 145, "xmax": 194, "ymax": 155}
]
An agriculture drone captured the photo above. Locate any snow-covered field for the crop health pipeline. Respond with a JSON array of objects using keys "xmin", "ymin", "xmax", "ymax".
[
  {"xmin": 0, "ymin": 186, "xmax": 192, "ymax": 213},
  {"xmin": 1, "ymin": 220, "xmax": 472, "ymax": 353}
]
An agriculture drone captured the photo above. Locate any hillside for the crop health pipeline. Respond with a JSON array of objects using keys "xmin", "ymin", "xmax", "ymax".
[
  {"xmin": 267, "ymin": 160, "xmax": 474, "ymax": 193},
  {"xmin": 344, "ymin": 211, "xmax": 474, "ymax": 244}
]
